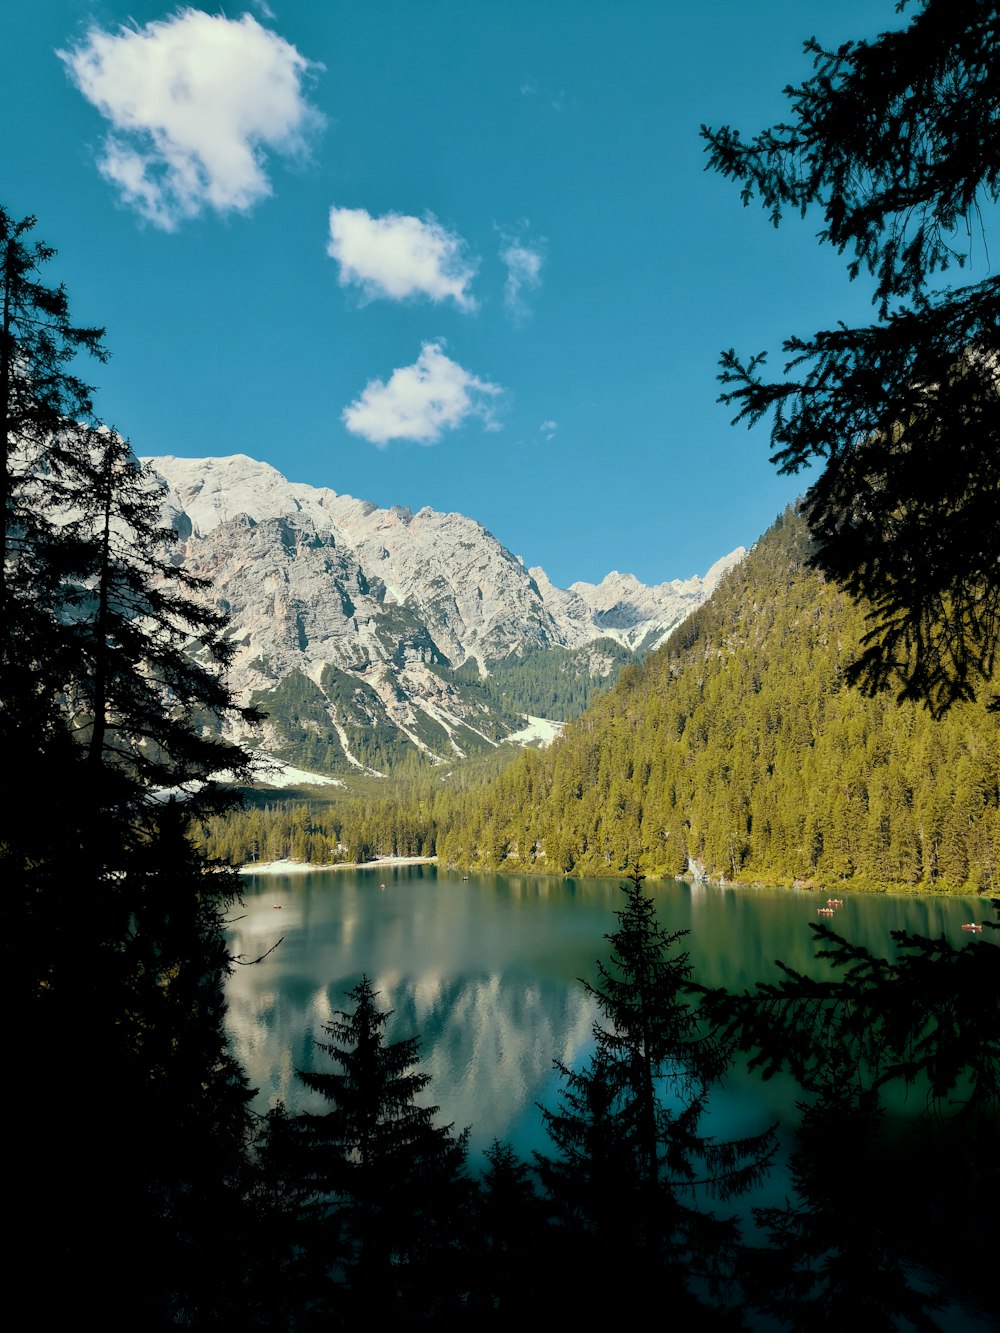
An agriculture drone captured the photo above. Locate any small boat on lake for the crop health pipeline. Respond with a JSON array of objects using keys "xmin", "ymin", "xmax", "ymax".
[
  {"xmin": 817, "ymin": 907, "xmax": 835, "ymax": 916},
  {"xmin": 961, "ymin": 922, "xmax": 983, "ymax": 932}
]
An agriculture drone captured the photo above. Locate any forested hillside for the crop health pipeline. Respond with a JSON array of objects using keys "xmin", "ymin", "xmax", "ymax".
[
  {"xmin": 232, "ymin": 641, "xmax": 632, "ymax": 780},
  {"xmin": 465, "ymin": 637, "xmax": 636, "ymax": 720},
  {"xmin": 436, "ymin": 508, "xmax": 1000, "ymax": 892}
]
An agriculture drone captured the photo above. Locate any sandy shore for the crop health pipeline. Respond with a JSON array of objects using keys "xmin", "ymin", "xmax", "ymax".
[{"xmin": 238, "ymin": 855, "xmax": 437, "ymax": 875}]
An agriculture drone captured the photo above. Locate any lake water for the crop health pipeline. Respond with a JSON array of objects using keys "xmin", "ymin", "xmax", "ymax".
[{"xmin": 226, "ymin": 866, "xmax": 990, "ymax": 1166}]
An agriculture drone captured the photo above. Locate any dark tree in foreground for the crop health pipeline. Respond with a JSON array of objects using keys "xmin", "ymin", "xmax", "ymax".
[
  {"xmin": 293, "ymin": 977, "xmax": 471, "ymax": 1322},
  {"xmin": 0, "ymin": 207, "xmax": 106, "ymax": 744},
  {"xmin": 701, "ymin": 920, "xmax": 999, "ymax": 1329},
  {"xmin": 750, "ymin": 1076, "xmax": 946, "ymax": 1333},
  {"xmin": 703, "ymin": 0, "xmax": 1000, "ymax": 716},
  {"xmin": 536, "ymin": 872, "xmax": 774, "ymax": 1324},
  {"xmin": 1, "ymin": 205, "xmax": 261, "ymax": 1326},
  {"xmin": 73, "ymin": 427, "xmax": 258, "ymax": 786},
  {"xmin": 467, "ymin": 1139, "xmax": 548, "ymax": 1323},
  {"xmin": 703, "ymin": 15, "xmax": 1000, "ymax": 1314}
]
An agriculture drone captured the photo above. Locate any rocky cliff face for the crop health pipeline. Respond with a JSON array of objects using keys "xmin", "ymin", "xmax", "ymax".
[
  {"xmin": 530, "ymin": 555, "xmax": 743, "ymax": 654},
  {"xmin": 148, "ymin": 454, "xmax": 743, "ymax": 775}
]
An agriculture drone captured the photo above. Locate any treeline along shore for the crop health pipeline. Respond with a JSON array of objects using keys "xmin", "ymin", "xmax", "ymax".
[{"xmin": 199, "ymin": 510, "xmax": 1000, "ymax": 897}]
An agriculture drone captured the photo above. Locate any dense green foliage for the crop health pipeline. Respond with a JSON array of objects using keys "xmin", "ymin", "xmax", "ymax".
[
  {"xmin": 437, "ymin": 508, "xmax": 1000, "ymax": 891},
  {"xmin": 450, "ymin": 637, "xmax": 635, "ymax": 722},
  {"xmin": 195, "ymin": 725, "xmax": 537, "ymax": 866},
  {"xmin": 197, "ymin": 786, "xmax": 439, "ymax": 866}
]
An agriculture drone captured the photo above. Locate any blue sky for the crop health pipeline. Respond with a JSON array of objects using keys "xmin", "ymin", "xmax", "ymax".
[{"xmin": 4, "ymin": 0, "xmax": 907, "ymax": 587}]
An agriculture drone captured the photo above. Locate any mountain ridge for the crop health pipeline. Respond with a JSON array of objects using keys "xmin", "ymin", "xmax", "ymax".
[{"xmin": 148, "ymin": 453, "xmax": 744, "ymax": 774}]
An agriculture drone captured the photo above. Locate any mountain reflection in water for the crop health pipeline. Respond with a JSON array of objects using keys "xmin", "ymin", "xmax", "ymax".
[{"xmin": 226, "ymin": 865, "xmax": 987, "ymax": 1162}]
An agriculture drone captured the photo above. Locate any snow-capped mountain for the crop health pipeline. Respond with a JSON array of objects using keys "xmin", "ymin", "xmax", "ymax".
[
  {"xmin": 148, "ymin": 454, "xmax": 744, "ymax": 776},
  {"xmin": 529, "ymin": 556, "xmax": 742, "ymax": 654}
]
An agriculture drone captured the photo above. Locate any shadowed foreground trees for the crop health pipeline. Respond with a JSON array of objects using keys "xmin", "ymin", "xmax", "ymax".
[
  {"xmin": 1, "ymin": 205, "xmax": 263, "ymax": 1324},
  {"xmin": 700, "ymin": 919, "xmax": 999, "ymax": 1329},
  {"xmin": 702, "ymin": 11, "xmax": 1000, "ymax": 1319},
  {"xmin": 536, "ymin": 872, "xmax": 774, "ymax": 1326},
  {"xmin": 245, "ymin": 881, "xmax": 996, "ymax": 1330},
  {"xmin": 704, "ymin": 0, "xmax": 1000, "ymax": 717},
  {"xmin": 264, "ymin": 907, "xmax": 771, "ymax": 1328},
  {"xmin": 288, "ymin": 977, "xmax": 472, "ymax": 1324}
]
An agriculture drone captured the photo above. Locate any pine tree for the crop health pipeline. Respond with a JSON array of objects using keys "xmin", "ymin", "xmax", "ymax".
[
  {"xmin": 294, "ymin": 976, "xmax": 471, "ymax": 1320},
  {"xmin": 0, "ymin": 207, "xmax": 105, "ymax": 752},
  {"xmin": 749, "ymin": 1072, "xmax": 947, "ymax": 1333},
  {"xmin": 534, "ymin": 1049, "xmax": 638, "ymax": 1243},
  {"xmin": 72, "ymin": 427, "xmax": 259, "ymax": 790},
  {"xmin": 102, "ymin": 800, "xmax": 260, "ymax": 1327},
  {"xmin": 703, "ymin": 1, "xmax": 1000, "ymax": 716},
  {"xmin": 466, "ymin": 1140, "xmax": 547, "ymax": 1322},
  {"xmin": 536, "ymin": 871, "xmax": 774, "ymax": 1322},
  {"xmin": 1, "ymin": 206, "xmax": 261, "ymax": 1324}
]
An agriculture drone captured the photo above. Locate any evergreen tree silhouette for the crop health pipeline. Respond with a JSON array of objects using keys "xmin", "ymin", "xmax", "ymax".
[
  {"xmin": 749, "ymin": 1071, "xmax": 946, "ymax": 1333},
  {"xmin": 294, "ymin": 976, "xmax": 471, "ymax": 1322},
  {"xmin": 1, "ymin": 205, "xmax": 261, "ymax": 1325},
  {"xmin": 536, "ymin": 870, "xmax": 774, "ymax": 1324},
  {"xmin": 73, "ymin": 428, "xmax": 258, "ymax": 786},
  {"xmin": 467, "ymin": 1139, "xmax": 547, "ymax": 1324},
  {"xmin": 0, "ymin": 208, "xmax": 105, "ymax": 727},
  {"xmin": 701, "ymin": 920, "xmax": 999, "ymax": 1328},
  {"xmin": 704, "ymin": 0, "xmax": 1000, "ymax": 716}
]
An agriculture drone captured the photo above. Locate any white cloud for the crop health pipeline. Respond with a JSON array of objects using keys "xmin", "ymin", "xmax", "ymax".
[
  {"xmin": 540, "ymin": 420, "xmax": 558, "ymax": 441},
  {"xmin": 328, "ymin": 207, "xmax": 478, "ymax": 310},
  {"xmin": 499, "ymin": 233, "xmax": 544, "ymax": 322},
  {"xmin": 342, "ymin": 341, "xmax": 502, "ymax": 447},
  {"xmin": 59, "ymin": 9, "xmax": 323, "ymax": 229},
  {"xmin": 518, "ymin": 79, "xmax": 571, "ymax": 112}
]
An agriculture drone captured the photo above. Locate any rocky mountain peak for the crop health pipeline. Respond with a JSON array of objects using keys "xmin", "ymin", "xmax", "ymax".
[{"xmin": 147, "ymin": 454, "xmax": 743, "ymax": 775}]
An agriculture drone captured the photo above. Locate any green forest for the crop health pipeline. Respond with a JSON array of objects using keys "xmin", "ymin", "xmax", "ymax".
[
  {"xmin": 437, "ymin": 508, "xmax": 1000, "ymax": 889},
  {"xmin": 201, "ymin": 507, "xmax": 1000, "ymax": 895}
]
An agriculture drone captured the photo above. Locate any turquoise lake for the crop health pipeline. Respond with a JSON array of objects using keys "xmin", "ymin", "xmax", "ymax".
[{"xmin": 226, "ymin": 866, "xmax": 991, "ymax": 1166}]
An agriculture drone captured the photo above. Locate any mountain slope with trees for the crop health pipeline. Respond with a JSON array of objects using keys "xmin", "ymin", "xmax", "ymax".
[{"xmin": 437, "ymin": 506, "xmax": 1000, "ymax": 892}]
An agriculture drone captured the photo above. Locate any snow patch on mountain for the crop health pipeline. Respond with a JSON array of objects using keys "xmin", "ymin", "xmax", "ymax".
[
  {"xmin": 255, "ymin": 757, "xmax": 345, "ymax": 789},
  {"xmin": 146, "ymin": 454, "xmax": 742, "ymax": 773},
  {"xmin": 505, "ymin": 715, "xmax": 565, "ymax": 748}
]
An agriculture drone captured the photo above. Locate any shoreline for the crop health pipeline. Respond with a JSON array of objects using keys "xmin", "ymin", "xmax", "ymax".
[
  {"xmin": 237, "ymin": 858, "xmax": 989, "ymax": 899},
  {"xmin": 239, "ymin": 854, "xmax": 437, "ymax": 876}
]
